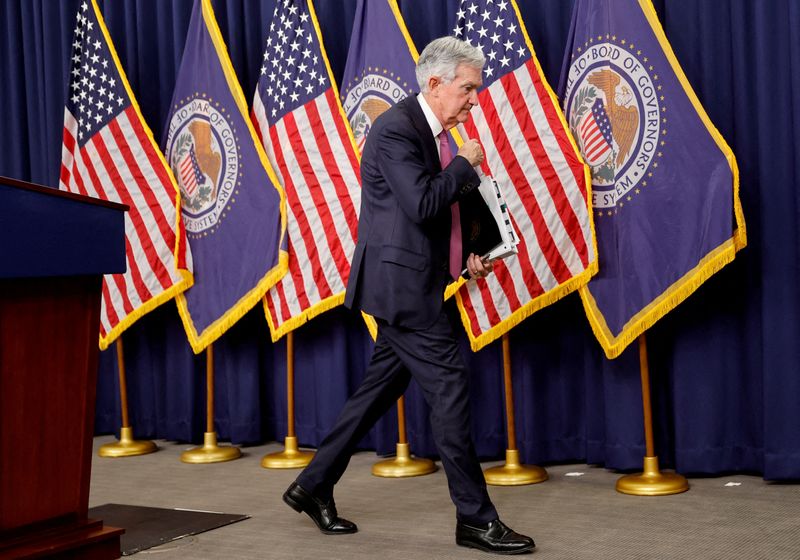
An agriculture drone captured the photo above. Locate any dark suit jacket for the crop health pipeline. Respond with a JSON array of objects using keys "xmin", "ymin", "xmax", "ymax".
[{"xmin": 344, "ymin": 95, "xmax": 481, "ymax": 329}]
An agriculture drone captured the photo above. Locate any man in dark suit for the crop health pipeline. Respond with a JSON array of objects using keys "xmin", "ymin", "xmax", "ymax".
[{"xmin": 283, "ymin": 37, "xmax": 535, "ymax": 555}]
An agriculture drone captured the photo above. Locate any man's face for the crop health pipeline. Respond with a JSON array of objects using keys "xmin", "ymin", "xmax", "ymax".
[{"xmin": 427, "ymin": 63, "xmax": 482, "ymax": 130}]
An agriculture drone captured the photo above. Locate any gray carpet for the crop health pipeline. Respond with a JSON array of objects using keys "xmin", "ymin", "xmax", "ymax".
[{"xmin": 89, "ymin": 435, "xmax": 800, "ymax": 559}]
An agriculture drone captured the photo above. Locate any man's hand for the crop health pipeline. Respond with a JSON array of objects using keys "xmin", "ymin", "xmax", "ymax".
[
  {"xmin": 456, "ymin": 139, "xmax": 484, "ymax": 168},
  {"xmin": 465, "ymin": 253, "xmax": 493, "ymax": 280}
]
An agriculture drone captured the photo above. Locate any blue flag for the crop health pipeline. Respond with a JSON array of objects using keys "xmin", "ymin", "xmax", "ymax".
[
  {"xmin": 339, "ymin": 0, "xmax": 418, "ymax": 153},
  {"xmin": 558, "ymin": 0, "xmax": 746, "ymax": 359},
  {"xmin": 337, "ymin": 0, "xmax": 421, "ymax": 340},
  {"xmin": 163, "ymin": 0, "xmax": 287, "ymax": 353}
]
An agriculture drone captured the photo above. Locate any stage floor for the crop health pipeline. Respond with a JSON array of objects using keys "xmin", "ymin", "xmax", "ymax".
[{"xmin": 90, "ymin": 435, "xmax": 800, "ymax": 559}]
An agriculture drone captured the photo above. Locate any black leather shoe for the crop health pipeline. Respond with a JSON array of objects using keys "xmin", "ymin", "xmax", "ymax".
[
  {"xmin": 456, "ymin": 519, "xmax": 535, "ymax": 555},
  {"xmin": 283, "ymin": 482, "xmax": 358, "ymax": 535}
]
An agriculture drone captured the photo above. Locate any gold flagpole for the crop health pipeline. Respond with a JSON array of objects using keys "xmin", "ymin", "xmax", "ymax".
[
  {"xmin": 262, "ymin": 331, "xmax": 314, "ymax": 468},
  {"xmin": 373, "ymin": 395, "xmax": 437, "ymax": 477},
  {"xmin": 616, "ymin": 334, "xmax": 688, "ymax": 495},
  {"xmin": 484, "ymin": 334, "xmax": 547, "ymax": 485},
  {"xmin": 181, "ymin": 344, "xmax": 242, "ymax": 463},
  {"xmin": 98, "ymin": 338, "xmax": 157, "ymax": 457}
]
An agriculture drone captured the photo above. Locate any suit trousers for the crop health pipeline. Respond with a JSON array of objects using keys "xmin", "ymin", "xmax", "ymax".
[{"xmin": 296, "ymin": 304, "xmax": 498, "ymax": 525}]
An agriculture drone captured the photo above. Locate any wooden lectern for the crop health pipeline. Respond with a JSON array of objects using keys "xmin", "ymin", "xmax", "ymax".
[{"xmin": 0, "ymin": 177, "xmax": 126, "ymax": 559}]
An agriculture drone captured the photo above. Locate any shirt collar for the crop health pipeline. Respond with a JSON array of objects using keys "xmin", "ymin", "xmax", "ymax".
[{"xmin": 417, "ymin": 93, "xmax": 444, "ymax": 138}]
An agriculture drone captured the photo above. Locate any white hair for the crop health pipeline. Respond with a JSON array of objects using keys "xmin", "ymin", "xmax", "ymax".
[{"xmin": 415, "ymin": 36, "xmax": 485, "ymax": 93}]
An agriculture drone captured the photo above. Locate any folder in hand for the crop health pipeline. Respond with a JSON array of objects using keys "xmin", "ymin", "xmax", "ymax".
[{"xmin": 458, "ymin": 173, "xmax": 519, "ymax": 279}]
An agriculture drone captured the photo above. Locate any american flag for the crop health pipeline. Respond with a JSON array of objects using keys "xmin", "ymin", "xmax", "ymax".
[
  {"xmin": 252, "ymin": 0, "xmax": 361, "ymax": 341},
  {"xmin": 579, "ymin": 99, "xmax": 613, "ymax": 165},
  {"xmin": 59, "ymin": 0, "xmax": 192, "ymax": 350},
  {"xmin": 452, "ymin": 0, "xmax": 597, "ymax": 350}
]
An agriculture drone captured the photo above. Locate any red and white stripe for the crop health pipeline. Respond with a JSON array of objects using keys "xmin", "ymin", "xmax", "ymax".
[
  {"xmin": 252, "ymin": 88, "xmax": 361, "ymax": 338},
  {"xmin": 179, "ymin": 152, "xmax": 200, "ymax": 197},
  {"xmin": 60, "ymin": 106, "xmax": 191, "ymax": 347},
  {"xmin": 579, "ymin": 113, "xmax": 611, "ymax": 164},
  {"xmin": 457, "ymin": 58, "xmax": 594, "ymax": 346}
]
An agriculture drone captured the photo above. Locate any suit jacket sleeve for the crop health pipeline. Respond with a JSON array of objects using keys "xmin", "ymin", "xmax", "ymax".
[{"xmin": 375, "ymin": 119, "xmax": 479, "ymax": 224}]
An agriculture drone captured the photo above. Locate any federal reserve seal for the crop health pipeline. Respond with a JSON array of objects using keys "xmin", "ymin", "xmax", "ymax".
[
  {"xmin": 342, "ymin": 69, "xmax": 414, "ymax": 151},
  {"xmin": 165, "ymin": 96, "xmax": 240, "ymax": 235},
  {"xmin": 563, "ymin": 42, "xmax": 663, "ymax": 210}
]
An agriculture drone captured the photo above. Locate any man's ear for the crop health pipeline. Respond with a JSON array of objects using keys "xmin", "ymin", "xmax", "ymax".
[{"xmin": 428, "ymin": 75, "xmax": 441, "ymax": 95}]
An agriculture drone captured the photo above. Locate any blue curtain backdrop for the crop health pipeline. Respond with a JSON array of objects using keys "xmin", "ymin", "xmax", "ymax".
[{"xmin": 1, "ymin": 0, "xmax": 798, "ymax": 479}]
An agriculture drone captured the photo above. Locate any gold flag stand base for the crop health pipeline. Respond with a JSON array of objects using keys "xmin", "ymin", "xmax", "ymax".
[
  {"xmin": 372, "ymin": 443, "xmax": 437, "ymax": 477},
  {"xmin": 261, "ymin": 436, "xmax": 314, "ymax": 469},
  {"xmin": 98, "ymin": 426, "xmax": 157, "ymax": 458},
  {"xmin": 484, "ymin": 449, "xmax": 548, "ymax": 486},
  {"xmin": 616, "ymin": 456, "xmax": 689, "ymax": 496},
  {"xmin": 180, "ymin": 431, "xmax": 241, "ymax": 464}
]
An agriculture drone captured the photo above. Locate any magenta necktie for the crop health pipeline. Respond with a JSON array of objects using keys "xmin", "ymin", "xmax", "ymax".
[{"xmin": 438, "ymin": 130, "xmax": 461, "ymax": 280}]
